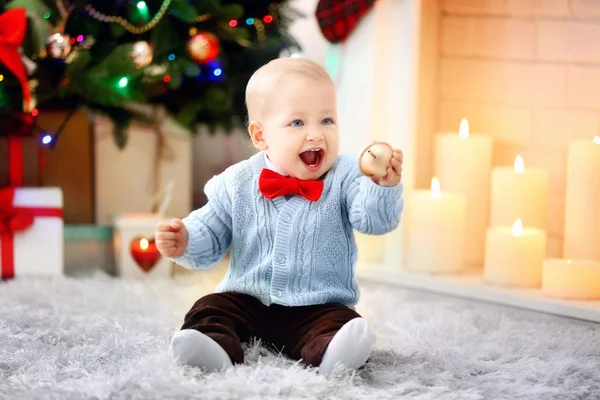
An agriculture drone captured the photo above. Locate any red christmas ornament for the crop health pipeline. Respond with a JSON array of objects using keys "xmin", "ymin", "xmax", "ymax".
[
  {"xmin": 187, "ymin": 32, "xmax": 220, "ymax": 64},
  {"xmin": 129, "ymin": 236, "xmax": 161, "ymax": 273}
]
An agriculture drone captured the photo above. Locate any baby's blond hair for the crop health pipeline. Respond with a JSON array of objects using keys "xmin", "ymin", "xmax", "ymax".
[{"xmin": 245, "ymin": 58, "xmax": 334, "ymax": 121}]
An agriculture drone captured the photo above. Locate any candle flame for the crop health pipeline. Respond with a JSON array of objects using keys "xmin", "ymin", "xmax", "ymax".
[
  {"xmin": 594, "ymin": 135, "xmax": 600, "ymax": 144},
  {"xmin": 459, "ymin": 119, "xmax": 469, "ymax": 139},
  {"xmin": 140, "ymin": 238, "xmax": 149, "ymax": 250},
  {"xmin": 431, "ymin": 177, "xmax": 441, "ymax": 198},
  {"xmin": 514, "ymin": 155, "xmax": 525, "ymax": 174},
  {"xmin": 512, "ymin": 219, "xmax": 523, "ymax": 237}
]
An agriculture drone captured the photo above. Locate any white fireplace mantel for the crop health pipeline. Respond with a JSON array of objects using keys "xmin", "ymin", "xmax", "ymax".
[{"xmin": 336, "ymin": 0, "xmax": 600, "ymax": 324}]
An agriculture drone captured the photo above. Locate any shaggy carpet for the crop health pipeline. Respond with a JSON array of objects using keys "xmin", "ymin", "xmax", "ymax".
[{"xmin": 1, "ymin": 272, "xmax": 599, "ymax": 400}]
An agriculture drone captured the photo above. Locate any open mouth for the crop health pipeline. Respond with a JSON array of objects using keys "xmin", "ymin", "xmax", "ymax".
[{"xmin": 299, "ymin": 148, "xmax": 324, "ymax": 170}]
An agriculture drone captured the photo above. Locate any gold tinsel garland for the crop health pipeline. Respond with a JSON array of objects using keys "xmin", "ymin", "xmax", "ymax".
[
  {"xmin": 81, "ymin": 1, "xmax": 267, "ymax": 46},
  {"xmin": 83, "ymin": 0, "xmax": 172, "ymax": 34}
]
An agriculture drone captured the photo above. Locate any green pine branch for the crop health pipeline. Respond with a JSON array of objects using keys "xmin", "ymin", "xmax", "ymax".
[{"xmin": 1, "ymin": 0, "xmax": 301, "ymax": 147}]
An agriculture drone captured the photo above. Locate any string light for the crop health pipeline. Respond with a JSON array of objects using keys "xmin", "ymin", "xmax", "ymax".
[
  {"xmin": 137, "ymin": 1, "xmax": 148, "ymax": 11},
  {"xmin": 228, "ymin": 20, "xmax": 237, "ymax": 27},
  {"xmin": 118, "ymin": 77, "xmax": 128, "ymax": 87},
  {"xmin": 263, "ymin": 15, "xmax": 273, "ymax": 23},
  {"xmin": 0, "ymin": 75, "xmax": 3, "ymax": 82},
  {"xmin": 42, "ymin": 135, "xmax": 53, "ymax": 145},
  {"xmin": 163, "ymin": 75, "xmax": 171, "ymax": 83},
  {"xmin": 44, "ymin": 12, "xmax": 51, "ymax": 19},
  {"xmin": 168, "ymin": 54, "xmax": 176, "ymax": 61},
  {"xmin": 77, "ymin": 35, "xmax": 84, "ymax": 42},
  {"xmin": 213, "ymin": 68, "xmax": 222, "ymax": 77},
  {"xmin": 32, "ymin": 109, "xmax": 39, "ymax": 117},
  {"xmin": 246, "ymin": 18, "xmax": 254, "ymax": 25}
]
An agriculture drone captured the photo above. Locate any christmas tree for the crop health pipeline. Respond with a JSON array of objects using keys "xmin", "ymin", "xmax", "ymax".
[{"xmin": 0, "ymin": 0, "xmax": 300, "ymax": 146}]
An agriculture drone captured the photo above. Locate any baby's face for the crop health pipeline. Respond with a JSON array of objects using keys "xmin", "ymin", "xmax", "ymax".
[{"xmin": 259, "ymin": 74, "xmax": 339, "ymax": 180}]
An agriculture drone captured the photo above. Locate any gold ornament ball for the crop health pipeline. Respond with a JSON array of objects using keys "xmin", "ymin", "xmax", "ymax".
[
  {"xmin": 187, "ymin": 32, "xmax": 220, "ymax": 64},
  {"xmin": 359, "ymin": 142, "xmax": 393, "ymax": 179},
  {"xmin": 131, "ymin": 41, "xmax": 153, "ymax": 69},
  {"xmin": 46, "ymin": 33, "xmax": 72, "ymax": 60}
]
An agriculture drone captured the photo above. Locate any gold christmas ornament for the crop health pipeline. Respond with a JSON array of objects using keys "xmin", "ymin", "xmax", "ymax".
[
  {"xmin": 358, "ymin": 141, "xmax": 393, "ymax": 179},
  {"xmin": 131, "ymin": 41, "xmax": 153, "ymax": 68},
  {"xmin": 187, "ymin": 32, "xmax": 220, "ymax": 64},
  {"xmin": 46, "ymin": 33, "xmax": 72, "ymax": 59}
]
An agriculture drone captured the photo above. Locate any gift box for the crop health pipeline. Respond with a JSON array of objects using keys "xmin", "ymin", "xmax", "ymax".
[
  {"xmin": 0, "ymin": 136, "xmax": 40, "ymax": 187},
  {"xmin": 94, "ymin": 115, "xmax": 192, "ymax": 225},
  {"xmin": 0, "ymin": 187, "xmax": 64, "ymax": 279},
  {"xmin": 64, "ymin": 225, "xmax": 115, "ymax": 276},
  {"xmin": 0, "ymin": 113, "xmax": 41, "ymax": 187},
  {"xmin": 113, "ymin": 213, "xmax": 173, "ymax": 279},
  {"xmin": 38, "ymin": 110, "xmax": 95, "ymax": 224}
]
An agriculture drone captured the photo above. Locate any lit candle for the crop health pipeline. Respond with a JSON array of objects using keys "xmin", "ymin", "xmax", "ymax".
[
  {"xmin": 484, "ymin": 219, "xmax": 547, "ymax": 287},
  {"xmin": 114, "ymin": 213, "xmax": 171, "ymax": 278},
  {"xmin": 405, "ymin": 177, "xmax": 467, "ymax": 274},
  {"xmin": 490, "ymin": 155, "xmax": 549, "ymax": 229},
  {"xmin": 563, "ymin": 136, "xmax": 600, "ymax": 261},
  {"xmin": 128, "ymin": 236, "xmax": 161, "ymax": 272},
  {"xmin": 435, "ymin": 119, "xmax": 493, "ymax": 266},
  {"xmin": 542, "ymin": 258, "xmax": 600, "ymax": 300}
]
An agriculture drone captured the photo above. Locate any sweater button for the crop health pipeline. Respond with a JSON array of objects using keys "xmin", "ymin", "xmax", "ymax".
[
  {"xmin": 278, "ymin": 290, "xmax": 282, "ymax": 297},
  {"xmin": 277, "ymin": 256, "xmax": 285, "ymax": 263},
  {"xmin": 283, "ymin": 214, "xmax": 291, "ymax": 222}
]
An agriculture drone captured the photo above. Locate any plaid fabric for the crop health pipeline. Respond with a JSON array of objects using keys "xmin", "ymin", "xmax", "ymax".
[{"xmin": 315, "ymin": 0, "xmax": 377, "ymax": 43}]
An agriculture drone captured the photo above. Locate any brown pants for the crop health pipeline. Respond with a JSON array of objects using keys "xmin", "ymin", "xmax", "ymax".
[{"xmin": 181, "ymin": 292, "xmax": 362, "ymax": 367}]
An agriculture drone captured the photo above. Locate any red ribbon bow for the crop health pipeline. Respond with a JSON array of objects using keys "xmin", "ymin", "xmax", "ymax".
[
  {"xmin": 0, "ymin": 188, "xmax": 34, "ymax": 233},
  {"xmin": 0, "ymin": 8, "xmax": 31, "ymax": 108},
  {"xmin": 259, "ymin": 169, "xmax": 324, "ymax": 202},
  {"xmin": 0, "ymin": 188, "xmax": 63, "ymax": 279}
]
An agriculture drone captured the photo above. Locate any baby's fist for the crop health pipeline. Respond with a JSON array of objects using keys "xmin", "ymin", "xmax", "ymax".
[
  {"xmin": 359, "ymin": 142, "xmax": 403, "ymax": 187},
  {"xmin": 155, "ymin": 218, "xmax": 188, "ymax": 258}
]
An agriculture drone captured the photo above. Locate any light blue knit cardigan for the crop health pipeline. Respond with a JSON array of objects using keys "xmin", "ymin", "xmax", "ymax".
[{"xmin": 172, "ymin": 151, "xmax": 404, "ymax": 306}]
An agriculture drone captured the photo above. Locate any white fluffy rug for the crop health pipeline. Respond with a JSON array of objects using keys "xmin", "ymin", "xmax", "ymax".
[{"xmin": 1, "ymin": 272, "xmax": 599, "ymax": 400}]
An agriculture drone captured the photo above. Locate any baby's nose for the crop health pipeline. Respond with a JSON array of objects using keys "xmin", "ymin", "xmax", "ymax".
[{"xmin": 306, "ymin": 129, "xmax": 324, "ymax": 141}]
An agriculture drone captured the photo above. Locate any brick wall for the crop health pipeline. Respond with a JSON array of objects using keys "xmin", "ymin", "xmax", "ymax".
[{"xmin": 437, "ymin": 0, "xmax": 600, "ymax": 257}]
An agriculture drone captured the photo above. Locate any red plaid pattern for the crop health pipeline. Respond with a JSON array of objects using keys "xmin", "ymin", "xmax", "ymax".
[{"xmin": 315, "ymin": 0, "xmax": 377, "ymax": 43}]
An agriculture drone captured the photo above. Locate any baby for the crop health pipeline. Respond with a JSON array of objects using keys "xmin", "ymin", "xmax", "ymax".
[{"xmin": 155, "ymin": 58, "xmax": 404, "ymax": 374}]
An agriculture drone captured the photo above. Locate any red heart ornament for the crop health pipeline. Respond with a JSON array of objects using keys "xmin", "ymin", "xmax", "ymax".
[{"xmin": 129, "ymin": 236, "xmax": 161, "ymax": 273}]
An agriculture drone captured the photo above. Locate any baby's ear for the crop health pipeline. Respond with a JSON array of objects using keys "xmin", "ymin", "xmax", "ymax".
[{"xmin": 248, "ymin": 121, "xmax": 268, "ymax": 151}]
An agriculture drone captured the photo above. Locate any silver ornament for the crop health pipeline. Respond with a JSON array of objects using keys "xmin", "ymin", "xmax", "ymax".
[
  {"xmin": 46, "ymin": 33, "xmax": 72, "ymax": 59},
  {"xmin": 131, "ymin": 41, "xmax": 153, "ymax": 69}
]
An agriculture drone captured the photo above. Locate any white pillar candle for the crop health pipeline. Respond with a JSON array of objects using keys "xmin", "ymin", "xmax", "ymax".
[
  {"xmin": 490, "ymin": 155, "xmax": 549, "ymax": 229},
  {"xmin": 484, "ymin": 219, "xmax": 547, "ymax": 287},
  {"xmin": 405, "ymin": 177, "xmax": 467, "ymax": 274},
  {"xmin": 542, "ymin": 259, "xmax": 600, "ymax": 300},
  {"xmin": 435, "ymin": 120, "xmax": 493, "ymax": 266},
  {"xmin": 564, "ymin": 136, "xmax": 600, "ymax": 261}
]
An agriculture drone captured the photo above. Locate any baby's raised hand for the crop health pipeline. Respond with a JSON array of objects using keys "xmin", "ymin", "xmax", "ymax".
[
  {"xmin": 155, "ymin": 218, "xmax": 188, "ymax": 258},
  {"xmin": 359, "ymin": 142, "xmax": 403, "ymax": 187}
]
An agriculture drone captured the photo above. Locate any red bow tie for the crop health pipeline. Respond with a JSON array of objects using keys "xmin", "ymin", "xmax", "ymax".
[{"xmin": 259, "ymin": 169, "xmax": 323, "ymax": 201}]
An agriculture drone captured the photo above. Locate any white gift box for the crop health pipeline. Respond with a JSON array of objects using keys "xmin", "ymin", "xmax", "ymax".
[
  {"xmin": 0, "ymin": 187, "xmax": 64, "ymax": 279},
  {"xmin": 113, "ymin": 213, "xmax": 172, "ymax": 279},
  {"xmin": 94, "ymin": 115, "xmax": 192, "ymax": 225}
]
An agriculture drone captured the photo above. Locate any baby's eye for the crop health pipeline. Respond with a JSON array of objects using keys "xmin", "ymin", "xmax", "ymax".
[
  {"xmin": 290, "ymin": 119, "xmax": 304, "ymax": 127},
  {"xmin": 321, "ymin": 118, "xmax": 334, "ymax": 125}
]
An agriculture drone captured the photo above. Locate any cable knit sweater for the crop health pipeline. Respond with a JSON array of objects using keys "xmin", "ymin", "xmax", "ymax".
[{"xmin": 171, "ymin": 151, "xmax": 404, "ymax": 307}]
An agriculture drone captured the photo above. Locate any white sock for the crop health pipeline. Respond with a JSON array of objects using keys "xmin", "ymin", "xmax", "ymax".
[
  {"xmin": 169, "ymin": 329, "xmax": 233, "ymax": 371},
  {"xmin": 318, "ymin": 318, "xmax": 376, "ymax": 375}
]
